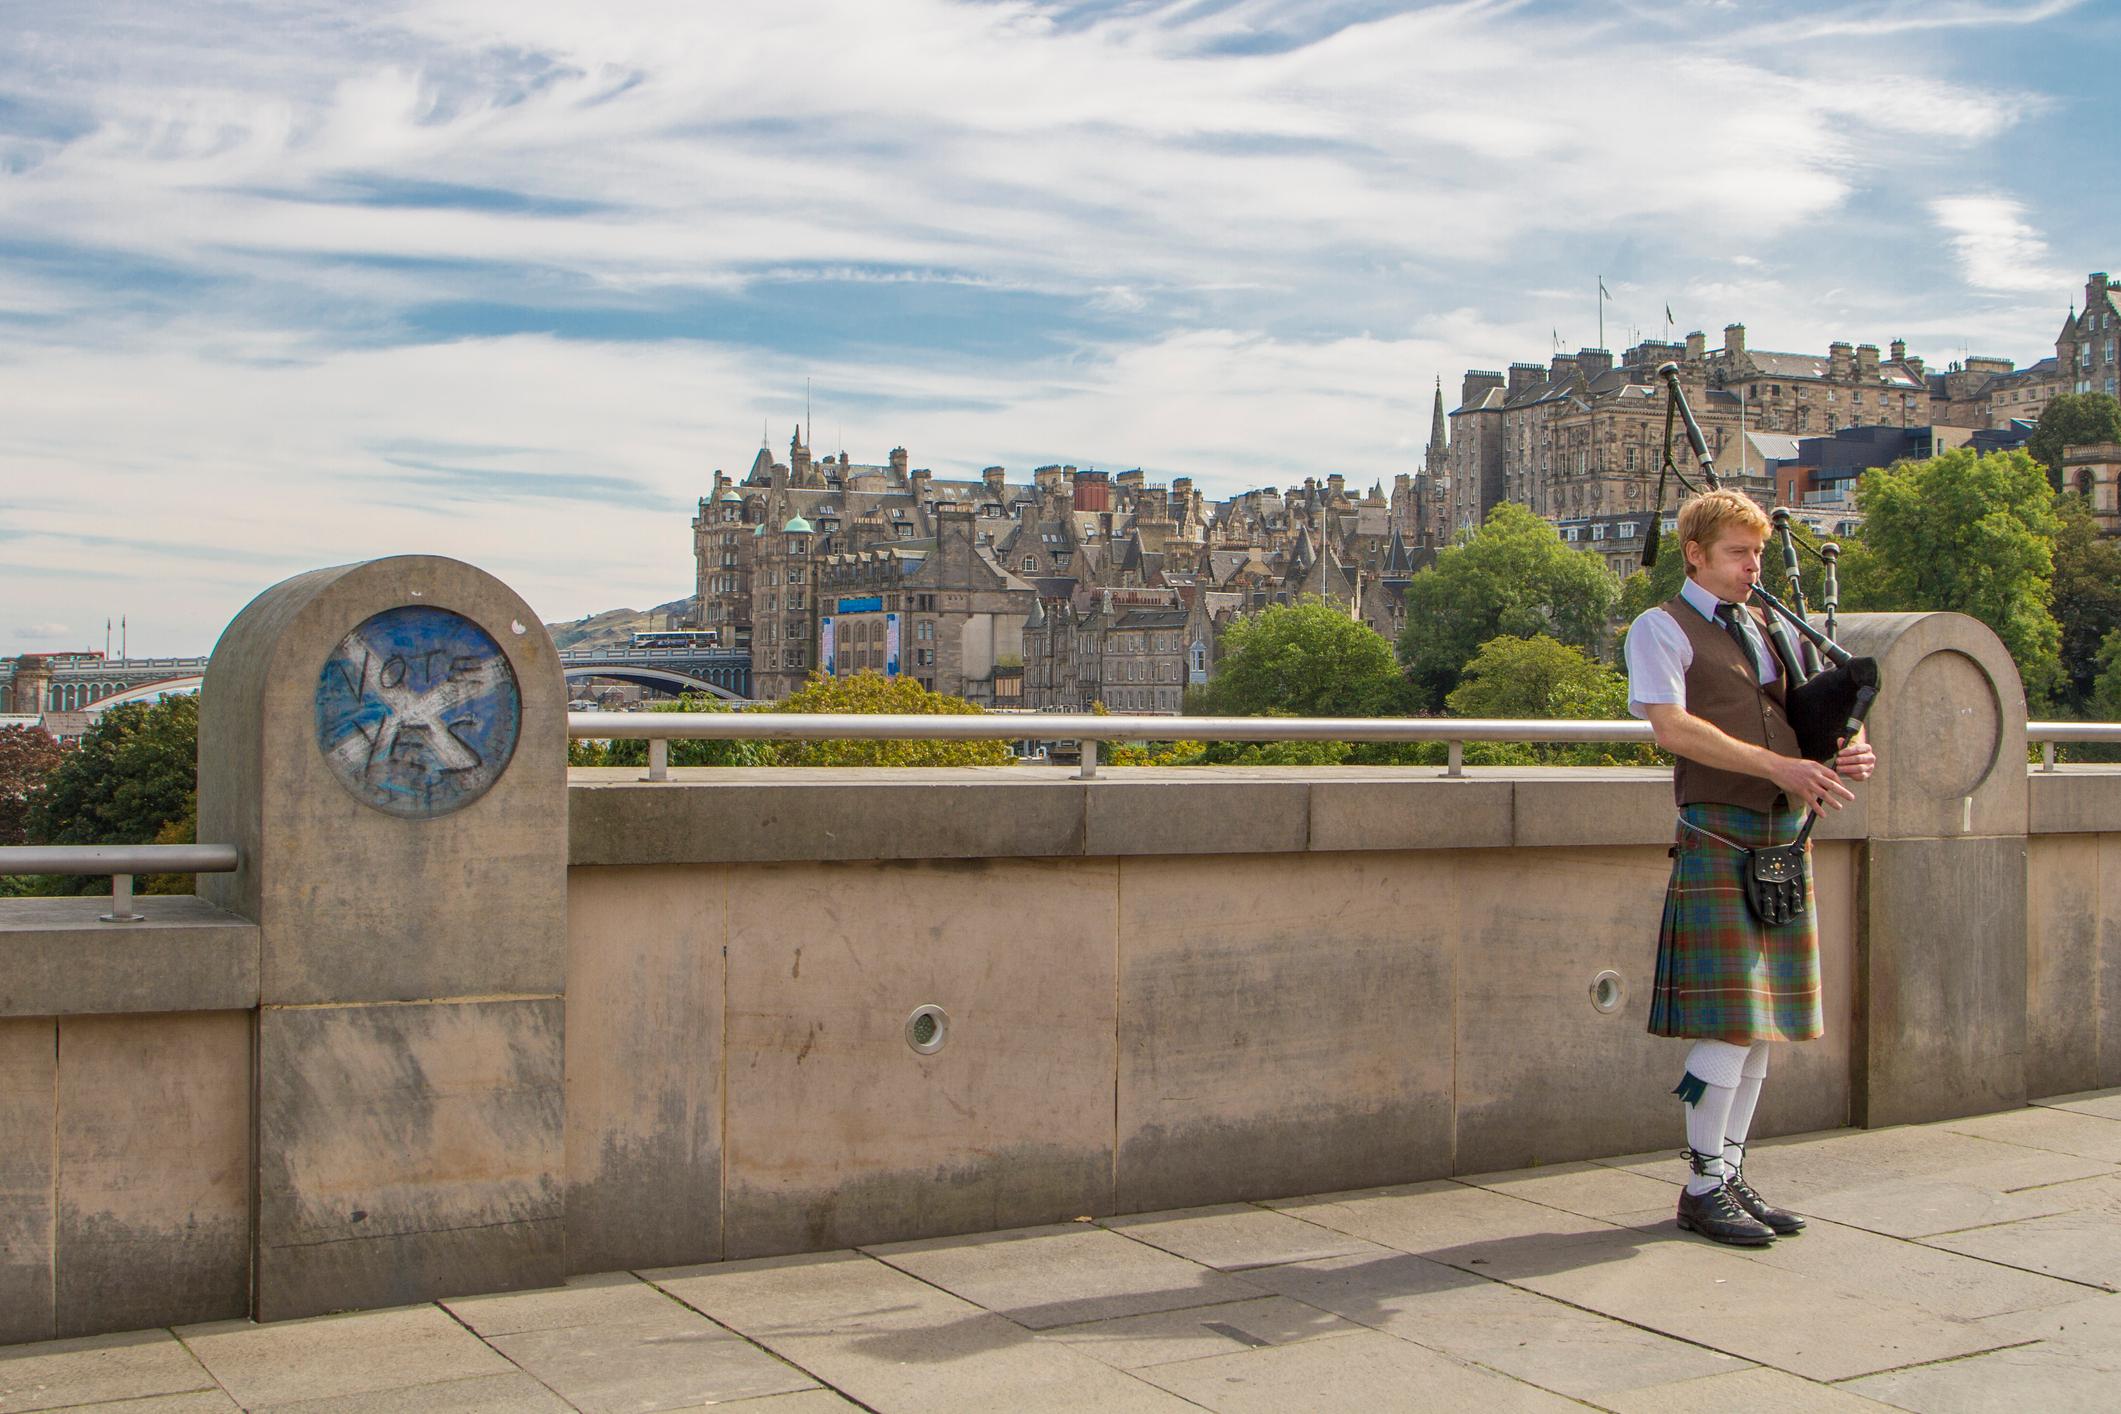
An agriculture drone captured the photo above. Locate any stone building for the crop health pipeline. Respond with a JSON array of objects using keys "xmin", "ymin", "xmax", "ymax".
[
  {"xmin": 1926, "ymin": 272, "xmax": 2121, "ymax": 429},
  {"xmin": 7, "ymin": 656, "xmax": 51, "ymax": 714},
  {"xmin": 692, "ymin": 430, "xmax": 1046, "ymax": 700},
  {"xmin": 1457, "ymin": 320, "xmax": 1940, "ymax": 551},
  {"xmin": 1494, "ymin": 345, "xmax": 1758, "ymax": 535},
  {"xmin": 1702, "ymin": 325, "xmax": 1931, "ymax": 436},
  {"xmin": 2060, "ymin": 271, "xmax": 2121, "ymax": 401},
  {"xmin": 697, "ymin": 416, "xmax": 1435, "ymax": 710},
  {"xmin": 2060, "ymin": 442, "xmax": 2121, "ymax": 536},
  {"xmin": 815, "ymin": 507, "xmax": 1037, "ymax": 703},
  {"xmin": 1445, "ymin": 371, "xmax": 1506, "ymax": 538}
]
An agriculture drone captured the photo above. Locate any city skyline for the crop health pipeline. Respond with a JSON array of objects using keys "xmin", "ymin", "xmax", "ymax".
[{"xmin": 3, "ymin": 0, "xmax": 2115, "ymax": 654}]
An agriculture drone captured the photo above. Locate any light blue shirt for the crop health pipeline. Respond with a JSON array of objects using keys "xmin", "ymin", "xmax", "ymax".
[{"xmin": 1625, "ymin": 576, "xmax": 1780, "ymax": 720}]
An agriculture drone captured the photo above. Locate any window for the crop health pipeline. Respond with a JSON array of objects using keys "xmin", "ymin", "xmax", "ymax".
[{"xmin": 1024, "ymin": 557, "xmax": 1037, "ymax": 571}]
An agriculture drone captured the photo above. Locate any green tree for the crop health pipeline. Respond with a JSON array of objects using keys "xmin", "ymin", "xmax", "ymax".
[
  {"xmin": 26, "ymin": 695, "xmax": 199, "ymax": 896},
  {"xmin": 567, "ymin": 693, "xmax": 775, "ymax": 768},
  {"xmin": 1445, "ymin": 633, "xmax": 1620, "ymax": 719},
  {"xmin": 1839, "ymin": 448, "xmax": 2063, "ymax": 705},
  {"xmin": 768, "ymin": 672, "xmax": 1012, "ymax": 766},
  {"xmin": 2093, "ymin": 630, "xmax": 2121, "ymax": 721},
  {"xmin": 1444, "ymin": 634, "xmax": 1662, "ymax": 767},
  {"xmin": 1398, "ymin": 503, "xmax": 1620, "ymax": 707},
  {"xmin": 2051, "ymin": 494, "xmax": 2121, "ymax": 715},
  {"xmin": 2026, "ymin": 392, "xmax": 2121, "ymax": 489},
  {"xmin": 1196, "ymin": 597, "xmax": 1410, "ymax": 718}
]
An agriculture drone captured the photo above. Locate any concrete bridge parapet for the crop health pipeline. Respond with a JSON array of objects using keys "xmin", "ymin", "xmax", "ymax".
[{"xmin": 1, "ymin": 557, "xmax": 2116, "ymax": 1344}]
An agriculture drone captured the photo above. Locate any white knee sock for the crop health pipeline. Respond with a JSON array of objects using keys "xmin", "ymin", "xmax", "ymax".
[
  {"xmin": 1722, "ymin": 1042, "xmax": 1771, "ymax": 1177},
  {"xmin": 1676, "ymin": 1040, "xmax": 1748, "ymax": 1196}
]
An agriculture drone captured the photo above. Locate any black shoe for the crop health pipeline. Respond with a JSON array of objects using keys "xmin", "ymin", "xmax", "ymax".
[
  {"xmin": 1725, "ymin": 1173, "xmax": 1806, "ymax": 1235},
  {"xmin": 1676, "ymin": 1184, "xmax": 1776, "ymax": 1246}
]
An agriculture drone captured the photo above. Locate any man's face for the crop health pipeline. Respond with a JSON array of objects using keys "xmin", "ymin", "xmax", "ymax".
[{"xmin": 1685, "ymin": 527, "xmax": 1767, "ymax": 604}]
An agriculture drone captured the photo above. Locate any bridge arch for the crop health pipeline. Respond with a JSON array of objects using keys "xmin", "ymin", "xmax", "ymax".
[
  {"xmin": 85, "ymin": 676, "xmax": 205, "ymax": 713},
  {"xmin": 563, "ymin": 666, "xmax": 746, "ymax": 703}
]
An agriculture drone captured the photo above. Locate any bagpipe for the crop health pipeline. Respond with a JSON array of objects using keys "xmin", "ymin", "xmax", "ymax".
[{"xmin": 1647, "ymin": 364, "xmax": 1881, "ymax": 924}]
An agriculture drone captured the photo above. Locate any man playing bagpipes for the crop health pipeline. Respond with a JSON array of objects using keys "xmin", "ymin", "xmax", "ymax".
[{"xmin": 1624, "ymin": 489, "xmax": 1877, "ymax": 1246}]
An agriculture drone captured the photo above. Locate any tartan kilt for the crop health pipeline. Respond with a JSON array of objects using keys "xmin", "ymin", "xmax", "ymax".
[{"xmin": 1647, "ymin": 801, "xmax": 1824, "ymax": 1044}]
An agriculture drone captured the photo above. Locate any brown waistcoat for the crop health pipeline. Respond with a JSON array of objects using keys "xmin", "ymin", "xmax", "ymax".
[{"xmin": 1663, "ymin": 592, "xmax": 1800, "ymax": 812}]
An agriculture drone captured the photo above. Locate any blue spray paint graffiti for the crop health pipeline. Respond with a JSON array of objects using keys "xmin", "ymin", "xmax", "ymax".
[{"xmin": 314, "ymin": 605, "xmax": 521, "ymax": 819}]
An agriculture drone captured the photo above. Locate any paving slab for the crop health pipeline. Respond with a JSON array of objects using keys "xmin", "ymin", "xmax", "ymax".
[
  {"xmin": 864, "ymin": 1224, "xmax": 1256, "ymax": 1329},
  {"xmin": 1924, "ymin": 1210, "xmax": 2121, "ymax": 1290},
  {"xmin": 0, "ymin": 1331, "xmax": 219, "ymax": 1413},
  {"xmin": 2040, "ymin": 1087, "xmax": 2121, "ymax": 1121},
  {"xmin": 1099, "ymin": 1203, "xmax": 1385, "ymax": 1271},
  {"xmin": 1240, "ymin": 1249, "xmax": 1743, "ymax": 1399},
  {"xmin": 1131, "ymin": 1326, "xmax": 1586, "ymax": 1412},
  {"xmin": 2004, "ymin": 1170, "xmax": 2121, "ymax": 1217},
  {"xmin": 1841, "ymin": 1340, "xmax": 2119, "ymax": 1410},
  {"xmin": 702, "ymin": 1393, "xmax": 865, "ymax": 1412},
  {"xmin": 443, "ymin": 1270, "xmax": 685, "ymax": 1336},
  {"xmin": 486, "ymin": 1310, "xmax": 816, "ymax": 1413},
  {"xmin": 1039, "ymin": 1295, "xmax": 1365, "ymax": 1369},
  {"xmin": 1708, "ymin": 1126, "xmax": 2082, "ymax": 1205},
  {"xmin": 1458, "ymin": 1226, "xmax": 2018, "ymax": 1381},
  {"xmin": 1455, "ymin": 1162, "xmax": 1688, "ymax": 1220},
  {"xmin": 649, "ymin": 1251, "xmax": 1196, "ymax": 1413},
  {"xmin": 174, "ymin": 1306, "xmax": 516, "ymax": 1409},
  {"xmin": 1978, "ymin": 1290, "xmax": 2121, "ymax": 1348},
  {"xmin": 1593, "ymin": 1365, "xmax": 1902, "ymax": 1412},
  {"xmin": 1267, "ymin": 1179, "xmax": 1615, "ymax": 1264},
  {"xmin": 1940, "ymin": 1105, "xmax": 2121, "ymax": 1162},
  {"xmin": 1790, "ymin": 1176, "xmax": 2087, "ymax": 1239},
  {"xmin": 262, "ymin": 1372, "xmax": 572, "ymax": 1412},
  {"xmin": 37, "ymin": 1394, "xmax": 238, "ymax": 1414},
  {"xmin": 1717, "ymin": 1216, "xmax": 2091, "ymax": 1321}
]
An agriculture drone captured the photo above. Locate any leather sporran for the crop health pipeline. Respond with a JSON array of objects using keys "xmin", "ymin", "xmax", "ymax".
[{"xmin": 1744, "ymin": 842, "xmax": 1808, "ymax": 926}]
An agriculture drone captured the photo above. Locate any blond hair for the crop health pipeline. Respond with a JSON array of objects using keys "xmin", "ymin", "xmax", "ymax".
[{"xmin": 1676, "ymin": 490, "xmax": 1770, "ymax": 577}]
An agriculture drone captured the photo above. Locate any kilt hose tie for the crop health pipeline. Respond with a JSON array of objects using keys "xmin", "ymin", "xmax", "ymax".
[{"xmin": 1649, "ymin": 802, "xmax": 1824, "ymax": 1046}]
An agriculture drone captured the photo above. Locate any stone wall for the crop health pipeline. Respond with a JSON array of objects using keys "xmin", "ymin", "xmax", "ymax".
[{"xmin": 2, "ymin": 566, "xmax": 2116, "ymax": 1340}]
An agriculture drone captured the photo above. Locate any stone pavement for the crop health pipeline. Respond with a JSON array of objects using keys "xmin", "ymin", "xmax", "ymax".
[{"xmin": 6, "ymin": 1091, "xmax": 2120, "ymax": 1413}]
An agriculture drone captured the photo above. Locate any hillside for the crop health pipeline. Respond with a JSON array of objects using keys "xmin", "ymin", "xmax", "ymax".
[{"xmin": 545, "ymin": 596, "xmax": 694, "ymax": 650}]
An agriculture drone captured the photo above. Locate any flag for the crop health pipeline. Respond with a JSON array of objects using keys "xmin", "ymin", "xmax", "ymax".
[
  {"xmin": 1666, "ymin": 303, "xmax": 1674, "ymax": 323},
  {"xmin": 1599, "ymin": 277, "xmax": 1611, "ymax": 298}
]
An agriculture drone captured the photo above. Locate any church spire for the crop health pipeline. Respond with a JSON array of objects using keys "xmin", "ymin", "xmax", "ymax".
[{"xmin": 1426, "ymin": 376, "xmax": 1447, "ymax": 476}]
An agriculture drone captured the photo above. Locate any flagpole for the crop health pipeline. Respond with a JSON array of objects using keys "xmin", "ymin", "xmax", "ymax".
[{"xmin": 1597, "ymin": 275, "xmax": 1605, "ymax": 353}]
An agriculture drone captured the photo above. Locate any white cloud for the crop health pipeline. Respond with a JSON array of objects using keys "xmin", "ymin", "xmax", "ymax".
[
  {"xmin": 0, "ymin": 0, "xmax": 2096, "ymax": 652},
  {"xmin": 1930, "ymin": 194, "xmax": 2070, "ymax": 294}
]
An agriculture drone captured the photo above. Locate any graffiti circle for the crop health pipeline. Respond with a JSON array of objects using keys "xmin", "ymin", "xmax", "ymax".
[{"xmin": 314, "ymin": 605, "xmax": 522, "ymax": 819}]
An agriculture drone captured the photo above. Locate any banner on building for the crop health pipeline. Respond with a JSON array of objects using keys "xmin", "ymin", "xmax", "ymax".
[
  {"xmin": 885, "ymin": 612, "xmax": 901, "ymax": 677},
  {"xmin": 837, "ymin": 595, "xmax": 883, "ymax": 614},
  {"xmin": 820, "ymin": 616, "xmax": 836, "ymax": 677}
]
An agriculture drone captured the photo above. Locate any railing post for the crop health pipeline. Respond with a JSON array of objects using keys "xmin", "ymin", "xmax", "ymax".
[
  {"xmin": 2041, "ymin": 740, "xmax": 2056, "ymax": 772},
  {"xmin": 647, "ymin": 737, "xmax": 669, "ymax": 782},
  {"xmin": 1078, "ymin": 740, "xmax": 1099, "ymax": 780},
  {"xmin": 1446, "ymin": 740, "xmax": 1463, "ymax": 778},
  {"xmin": 99, "ymin": 872, "xmax": 143, "ymax": 924}
]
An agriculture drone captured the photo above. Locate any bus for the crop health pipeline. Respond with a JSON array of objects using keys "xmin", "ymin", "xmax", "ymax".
[{"xmin": 631, "ymin": 630, "xmax": 721, "ymax": 650}]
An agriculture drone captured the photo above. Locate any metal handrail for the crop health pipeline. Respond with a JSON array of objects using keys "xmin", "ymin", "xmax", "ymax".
[
  {"xmin": 570, "ymin": 710, "xmax": 2121, "ymax": 782},
  {"xmin": 0, "ymin": 844, "xmax": 240, "ymax": 924},
  {"xmin": 569, "ymin": 710, "xmax": 1661, "ymax": 781},
  {"xmin": 2027, "ymin": 721, "xmax": 2121, "ymax": 771}
]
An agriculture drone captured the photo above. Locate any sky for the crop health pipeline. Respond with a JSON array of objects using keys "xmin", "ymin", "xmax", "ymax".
[{"xmin": 2, "ymin": 0, "xmax": 2114, "ymax": 654}]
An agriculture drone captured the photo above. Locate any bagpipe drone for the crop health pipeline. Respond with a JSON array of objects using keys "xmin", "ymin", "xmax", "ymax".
[{"xmin": 1646, "ymin": 363, "xmax": 1881, "ymax": 925}]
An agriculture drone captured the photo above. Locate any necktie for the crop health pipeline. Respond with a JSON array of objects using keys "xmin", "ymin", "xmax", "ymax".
[{"xmin": 1715, "ymin": 602, "xmax": 1766, "ymax": 683}]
